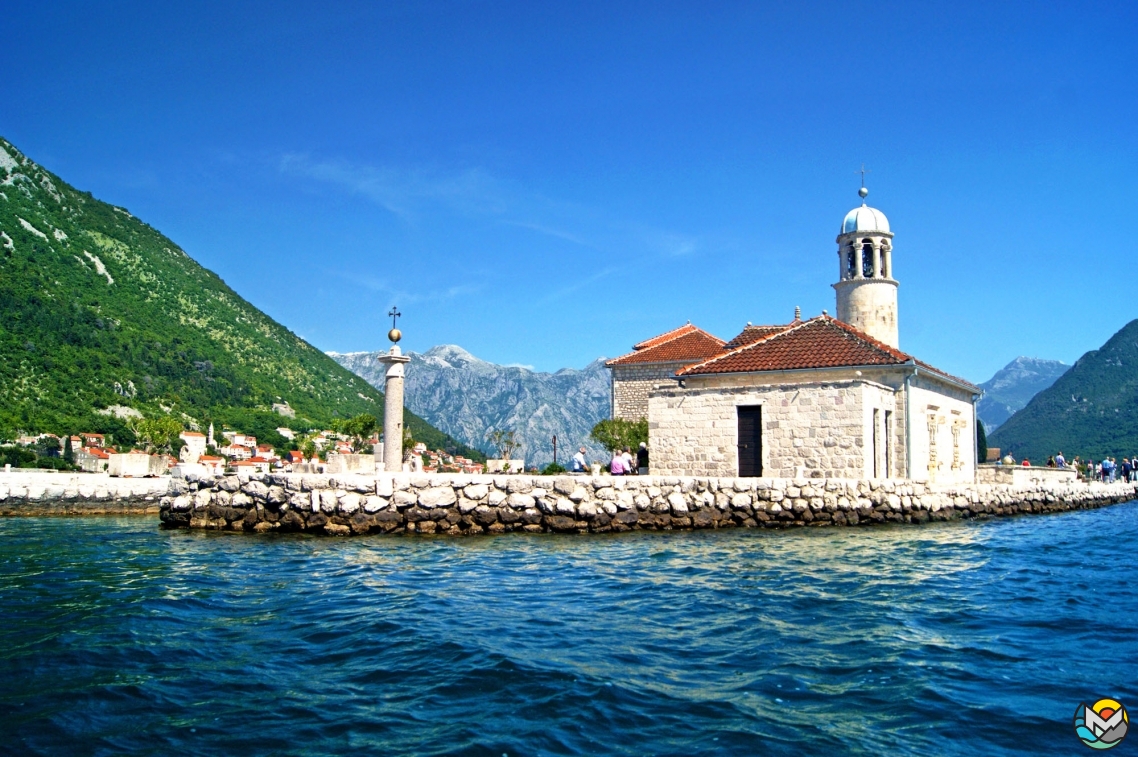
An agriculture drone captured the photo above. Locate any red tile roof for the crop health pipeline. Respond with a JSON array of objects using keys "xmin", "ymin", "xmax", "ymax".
[
  {"xmin": 608, "ymin": 324, "xmax": 726, "ymax": 367},
  {"xmin": 633, "ymin": 323, "xmax": 698, "ymax": 350},
  {"xmin": 678, "ymin": 315, "xmax": 978, "ymax": 390},
  {"xmin": 721, "ymin": 322, "xmax": 798, "ymax": 351}
]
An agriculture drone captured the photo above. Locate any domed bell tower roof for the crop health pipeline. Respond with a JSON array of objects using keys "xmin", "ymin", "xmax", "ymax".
[{"xmin": 841, "ymin": 187, "xmax": 890, "ymax": 234}]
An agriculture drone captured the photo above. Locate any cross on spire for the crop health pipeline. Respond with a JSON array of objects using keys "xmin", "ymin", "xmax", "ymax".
[
  {"xmin": 856, "ymin": 163, "xmax": 871, "ymax": 188},
  {"xmin": 388, "ymin": 306, "xmax": 401, "ymax": 330}
]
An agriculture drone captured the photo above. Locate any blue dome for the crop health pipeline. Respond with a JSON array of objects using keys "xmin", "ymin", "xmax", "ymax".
[{"xmin": 841, "ymin": 204, "xmax": 890, "ymax": 234}]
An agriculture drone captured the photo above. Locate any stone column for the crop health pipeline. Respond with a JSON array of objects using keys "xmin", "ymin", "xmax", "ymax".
[
  {"xmin": 377, "ymin": 346, "xmax": 411, "ymax": 472},
  {"xmin": 854, "ymin": 245, "xmax": 864, "ymax": 279},
  {"xmin": 872, "ymin": 242, "xmax": 882, "ymax": 278}
]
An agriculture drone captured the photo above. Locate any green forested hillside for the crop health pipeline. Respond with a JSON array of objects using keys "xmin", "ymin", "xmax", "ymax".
[
  {"xmin": 991, "ymin": 319, "xmax": 1138, "ymax": 461},
  {"xmin": 0, "ymin": 137, "xmax": 476, "ymax": 455}
]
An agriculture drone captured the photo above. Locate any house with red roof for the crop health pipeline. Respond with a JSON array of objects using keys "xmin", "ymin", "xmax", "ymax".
[
  {"xmin": 623, "ymin": 188, "xmax": 981, "ymax": 484},
  {"xmin": 606, "ymin": 323, "xmax": 729, "ymax": 421},
  {"xmin": 245, "ymin": 456, "xmax": 272, "ymax": 474},
  {"xmin": 198, "ymin": 455, "xmax": 225, "ymax": 475},
  {"xmin": 75, "ymin": 445, "xmax": 113, "ymax": 473},
  {"xmin": 80, "ymin": 432, "xmax": 106, "ymax": 448}
]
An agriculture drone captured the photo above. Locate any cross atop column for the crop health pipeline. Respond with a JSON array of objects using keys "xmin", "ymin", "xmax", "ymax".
[{"xmin": 388, "ymin": 306, "xmax": 401, "ymax": 330}]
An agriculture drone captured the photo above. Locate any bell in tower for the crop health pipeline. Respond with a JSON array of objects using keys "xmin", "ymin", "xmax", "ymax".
[{"xmin": 832, "ymin": 184, "xmax": 899, "ymax": 348}]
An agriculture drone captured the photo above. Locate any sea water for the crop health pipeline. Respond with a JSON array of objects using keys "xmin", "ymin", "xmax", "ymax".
[{"xmin": 2, "ymin": 503, "xmax": 1136, "ymax": 756}]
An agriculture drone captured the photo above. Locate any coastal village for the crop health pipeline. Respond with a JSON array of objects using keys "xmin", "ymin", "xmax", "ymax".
[{"xmin": 7, "ymin": 426, "xmax": 485, "ymax": 477}]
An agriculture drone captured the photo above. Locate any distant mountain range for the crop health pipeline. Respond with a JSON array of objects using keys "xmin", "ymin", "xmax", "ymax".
[
  {"xmin": 976, "ymin": 357, "xmax": 1069, "ymax": 432},
  {"xmin": 0, "ymin": 136, "xmax": 473, "ymax": 455},
  {"xmin": 329, "ymin": 345, "xmax": 1081, "ymax": 467},
  {"xmin": 991, "ymin": 320, "xmax": 1138, "ymax": 462},
  {"xmin": 329, "ymin": 345, "xmax": 611, "ymax": 467}
]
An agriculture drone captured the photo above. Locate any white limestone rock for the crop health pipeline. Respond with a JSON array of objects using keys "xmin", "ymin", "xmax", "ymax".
[{"xmin": 419, "ymin": 487, "xmax": 457, "ymax": 508}]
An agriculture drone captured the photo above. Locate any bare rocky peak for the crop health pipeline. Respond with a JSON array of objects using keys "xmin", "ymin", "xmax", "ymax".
[
  {"xmin": 977, "ymin": 356, "xmax": 1068, "ymax": 432},
  {"xmin": 329, "ymin": 345, "xmax": 611, "ymax": 466}
]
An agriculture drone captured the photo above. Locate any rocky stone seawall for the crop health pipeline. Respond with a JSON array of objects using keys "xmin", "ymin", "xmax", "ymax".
[
  {"xmin": 159, "ymin": 473, "xmax": 1137, "ymax": 535},
  {"xmin": 0, "ymin": 472, "xmax": 170, "ymax": 515}
]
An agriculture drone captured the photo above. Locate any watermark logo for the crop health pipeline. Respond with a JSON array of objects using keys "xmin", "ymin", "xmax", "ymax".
[{"xmin": 1074, "ymin": 698, "xmax": 1128, "ymax": 750}]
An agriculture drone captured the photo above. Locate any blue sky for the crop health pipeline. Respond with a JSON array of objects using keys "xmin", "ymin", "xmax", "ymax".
[{"xmin": 3, "ymin": 1, "xmax": 1136, "ymax": 381}]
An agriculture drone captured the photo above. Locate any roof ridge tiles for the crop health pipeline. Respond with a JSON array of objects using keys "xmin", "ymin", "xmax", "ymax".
[
  {"xmin": 679, "ymin": 317, "xmax": 819, "ymax": 375},
  {"xmin": 675, "ymin": 314, "xmax": 978, "ymax": 390},
  {"xmin": 607, "ymin": 323, "xmax": 725, "ymax": 367},
  {"xmin": 631, "ymin": 323, "xmax": 699, "ymax": 350}
]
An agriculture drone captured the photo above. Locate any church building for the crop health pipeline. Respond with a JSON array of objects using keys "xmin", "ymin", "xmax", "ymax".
[{"xmin": 607, "ymin": 188, "xmax": 980, "ymax": 483}]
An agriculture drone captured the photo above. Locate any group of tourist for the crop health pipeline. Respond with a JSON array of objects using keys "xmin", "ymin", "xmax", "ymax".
[
  {"xmin": 1082, "ymin": 457, "xmax": 1137, "ymax": 483},
  {"xmin": 568, "ymin": 444, "xmax": 650, "ymax": 475},
  {"xmin": 998, "ymin": 450, "xmax": 1136, "ymax": 484}
]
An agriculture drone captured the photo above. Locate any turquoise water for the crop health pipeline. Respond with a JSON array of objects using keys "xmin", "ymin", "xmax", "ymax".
[{"xmin": 2, "ymin": 504, "xmax": 1137, "ymax": 756}]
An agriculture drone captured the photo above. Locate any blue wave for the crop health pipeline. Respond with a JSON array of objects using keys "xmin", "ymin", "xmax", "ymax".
[{"xmin": 1, "ymin": 503, "xmax": 1137, "ymax": 755}]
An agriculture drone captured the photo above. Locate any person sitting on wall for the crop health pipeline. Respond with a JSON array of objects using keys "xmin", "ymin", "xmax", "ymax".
[
  {"xmin": 571, "ymin": 446, "xmax": 588, "ymax": 474},
  {"xmin": 637, "ymin": 442, "xmax": 649, "ymax": 476},
  {"xmin": 610, "ymin": 450, "xmax": 626, "ymax": 476},
  {"xmin": 1056, "ymin": 451, "xmax": 1066, "ymax": 469},
  {"xmin": 1021, "ymin": 458, "xmax": 1031, "ymax": 467},
  {"xmin": 1047, "ymin": 456, "xmax": 1056, "ymax": 468},
  {"xmin": 621, "ymin": 447, "xmax": 634, "ymax": 476}
]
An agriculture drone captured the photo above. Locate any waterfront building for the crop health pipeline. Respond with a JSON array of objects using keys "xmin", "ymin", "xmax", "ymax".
[
  {"xmin": 611, "ymin": 188, "xmax": 980, "ymax": 483},
  {"xmin": 179, "ymin": 431, "xmax": 207, "ymax": 463}
]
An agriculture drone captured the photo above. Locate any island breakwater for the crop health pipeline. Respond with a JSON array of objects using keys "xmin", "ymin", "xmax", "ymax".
[
  {"xmin": 159, "ymin": 472, "xmax": 1137, "ymax": 535},
  {"xmin": 0, "ymin": 472, "xmax": 169, "ymax": 516}
]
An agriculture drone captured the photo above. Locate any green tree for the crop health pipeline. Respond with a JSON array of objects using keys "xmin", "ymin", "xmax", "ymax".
[
  {"xmin": 341, "ymin": 413, "xmax": 377, "ymax": 451},
  {"xmin": 977, "ymin": 422, "xmax": 988, "ymax": 464},
  {"xmin": 130, "ymin": 416, "xmax": 183, "ymax": 453},
  {"xmin": 62, "ymin": 434, "xmax": 74, "ymax": 463},
  {"xmin": 590, "ymin": 418, "xmax": 648, "ymax": 453},
  {"xmin": 488, "ymin": 429, "xmax": 520, "ymax": 459},
  {"xmin": 34, "ymin": 437, "xmax": 60, "ymax": 459}
]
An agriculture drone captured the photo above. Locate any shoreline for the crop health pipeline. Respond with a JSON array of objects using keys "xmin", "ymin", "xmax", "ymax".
[
  {"xmin": 158, "ymin": 472, "xmax": 1138, "ymax": 535},
  {"xmin": 0, "ymin": 471, "xmax": 168, "ymax": 516}
]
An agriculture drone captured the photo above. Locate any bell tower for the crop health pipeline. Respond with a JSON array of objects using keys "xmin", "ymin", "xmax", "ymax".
[{"xmin": 832, "ymin": 184, "xmax": 898, "ymax": 348}]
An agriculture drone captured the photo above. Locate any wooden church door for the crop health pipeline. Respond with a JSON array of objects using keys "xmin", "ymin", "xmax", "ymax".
[{"xmin": 737, "ymin": 406, "xmax": 763, "ymax": 477}]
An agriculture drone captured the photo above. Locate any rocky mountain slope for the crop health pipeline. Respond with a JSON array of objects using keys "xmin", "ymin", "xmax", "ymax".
[
  {"xmin": 976, "ymin": 357, "xmax": 1068, "ymax": 432},
  {"xmin": 990, "ymin": 320, "xmax": 1138, "ymax": 461},
  {"xmin": 330, "ymin": 345, "xmax": 611, "ymax": 467},
  {"xmin": 0, "ymin": 136, "xmax": 473, "ymax": 454}
]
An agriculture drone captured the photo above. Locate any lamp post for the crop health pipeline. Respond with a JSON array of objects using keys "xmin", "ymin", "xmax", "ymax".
[{"xmin": 376, "ymin": 307, "xmax": 411, "ymax": 473}]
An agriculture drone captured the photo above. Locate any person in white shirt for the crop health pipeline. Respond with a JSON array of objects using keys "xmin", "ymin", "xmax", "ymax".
[
  {"xmin": 571, "ymin": 446, "xmax": 588, "ymax": 474},
  {"xmin": 621, "ymin": 447, "xmax": 634, "ymax": 475}
]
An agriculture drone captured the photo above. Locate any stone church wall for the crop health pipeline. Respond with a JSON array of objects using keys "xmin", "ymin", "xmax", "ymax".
[
  {"xmin": 610, "ymin": 362, "xmax": 688, "ymax": 421},
  {"xmin": 905, "ymin": 375, "xmax": 977, "ymax": 485},
  {"xmin": 648, "ymin": 375, "xmax": 901, "ymax": 479}
]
